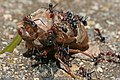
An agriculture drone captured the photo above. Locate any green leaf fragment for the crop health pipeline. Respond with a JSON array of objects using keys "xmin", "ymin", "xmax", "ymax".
[{"xmin": 0, "ymin": 34, "xmax": 22, "ymax": 54}]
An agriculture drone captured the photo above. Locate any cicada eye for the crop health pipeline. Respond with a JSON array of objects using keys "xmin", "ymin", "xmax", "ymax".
[
  {"xmin": 61, "ymin": 26, "xmax": 68, "ymax": 33},
  {"xmin": 31, "ymin": 21, "xmax": 37, "ymax": 28},
  {"xmin": 26, "ymin": 20, "xmax": 37, "ymax": 28},
  {"xmin": 17, "ymin": 28, "xmax": 23, "ymax": 36}
]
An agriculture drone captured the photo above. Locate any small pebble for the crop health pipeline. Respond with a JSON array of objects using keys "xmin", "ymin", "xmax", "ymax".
[
  {"xmin": 110, "ymin": 76, "xmax": 115, "ymax": 80},
  {"xmin": 21, "ymin": 66, "xmax": 25, "ymax": 69},
  {"xmin": 97, "ymin": 66, "xmax": 103, "ymax": 72},
  {"xmin": 79, "ymin": 62, "xmax": 84, "ymax": 66},
  {"xmin": 79, "ymin": 12, "xmax": 86, "ymax": 16},
  {"xmin": 91, "ymin": 5, "xmax": 99, "ymax": 10},
  {"xmin": 3, "ymin": 66, "xmax": 9, "ymax": 71},
  {"xmin": 19, "ymin": 64, "xmax": 24, "ymax": 67},
  {"xmin": 14, "ymin": 58, "xmax": 18, "ymax": 61},
  {"xmin": 95, "ymin": 23, "xmax": 102, "ymax": 29},
  {"xmin": 14, "ymin": 72, "xmax": 18, "ymax": 75},
  {"xmin": 115, "ymin": 35, "xmax": 119, "ymax": 38},
  {"xmin": 3, "ymin": 26, "xmax": 6, "ymax": 28},
  {"xmin": 88, "ymin": 20, "xmax": 95, "ymax": 26},
  {"xmin": 3, "ymin": 14, "xmax": 12, "ymax": 21},
  {"xmin": 13, "ymin": 19, "xmax": 18, "ymax": 23},
  {"xmin": 106, "ymin": 20, "xmax": 115, "ymax": 25},
  {"xmin": 11, "ymin": 69, "xmax": 15, "ymax": 72},
  {"xmin": 13, "ymin": 49, "xmax": 19, "ymax": 54},
  {"xmin": 0, "ymin": 53, "xmax": 6, "ymax": 58},
  {"xmin": 13, "ymin": 29, "xmax": 17, "ymax": 32},
  {"xmin": 2, "ymin": 42, "xmax": 8, "ymax": 45},
  {"xmin": 34, "ymin": 78, "xmax": 39, "ymax": 80},
  {"xmin": 37, "ymin": 0, "xmax": 51, "ymax": 3},
  {"xmin": 9, "ymin": 35, "xmax": 14, "ymax": 39},
  {"xmin": 1, "ymin": 75, "xmax": 13, "ymax": 80},
  {"xmin": 118, "ymin": 31, "xmax": 120, "ymax": 35},
  {"xmin": 100, "ymin": 5, "xmax": 110, "ymax": 11},
  {"xmin": 85, "ymin": 26, "xmax": 91, "ymax": 29}
]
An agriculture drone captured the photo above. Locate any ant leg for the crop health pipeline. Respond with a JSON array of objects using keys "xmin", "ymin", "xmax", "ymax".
[
  {"xmin": 56, "ymin": 60, "xmax": 70, "ymax": 73},
  {"xmin": 55, "ymin": 54, "xmax": 76, "ymax": 79},
  {"xmin": 56, "ymin": 59, "xmax": 76, "ymax": 79},
  {"xmin": 94, "ymin": 28, "xmax": 105, "ymax": 43},
  {"xmin": 23, "ymin": 49, "xmax": 33, "ymax": 58},
  {"xmin": 49, "ymin": 13, "xmax": 55, "ymax": 25},
  {"xmin": 56, "ymin": 60, "xmax": 62, "ymax": 69},
  {"xmin": 69, "ymin": 49, "xmax": 93, "ymax": 58}
]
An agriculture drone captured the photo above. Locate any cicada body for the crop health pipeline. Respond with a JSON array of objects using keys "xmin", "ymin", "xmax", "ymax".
[{"xmin": 17, "ymin": 3, "xmax": 90, "ymax": 79}]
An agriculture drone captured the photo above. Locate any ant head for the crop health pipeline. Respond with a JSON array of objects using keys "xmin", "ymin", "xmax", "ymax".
[
  {"xmin": 23, "ymin": 16, "xmax": 31, "ymax": 25},
  {"xmin": 79, "ymin": 67, "xmax": 84, "ymax": 70},
  {"xmin": 18, "ymin": 28, "xmax": 22, "ymax": 36},
  {"xmin": 66, "ymin": 11, "xmax": 70, "ymax": 14},
  {"xmin": 23, "ymin": 16, "xmax": 28, "ymax": 21},
  {"xmin": 49, "ymin": 3, "xmax": 53, "ymax": 8},
  {"xmin": 23, "ymin": 16, "xmax": 37, "ymax": 29},
  {"xmin": 66, "ymin": 11, "xmax": 72, "ymax": 18},
  {"xmin": 23, "ymin": 15, "xmax": 31, "ymax": 21}
]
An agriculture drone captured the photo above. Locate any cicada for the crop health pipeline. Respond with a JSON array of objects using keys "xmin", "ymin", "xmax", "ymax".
[{"xmin": 17, "ymin": 3, "xmax": 90, "ymax": 79}]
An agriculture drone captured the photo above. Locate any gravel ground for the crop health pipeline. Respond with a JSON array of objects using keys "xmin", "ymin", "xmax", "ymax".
[{"xmin": 0, "ymin": 0, "xmax": 120, "ymax": 80}]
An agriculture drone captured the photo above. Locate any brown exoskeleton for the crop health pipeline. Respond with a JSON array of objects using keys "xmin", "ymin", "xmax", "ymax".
[{"xmin": 17, "ymin": 3, "xmax": 91, "ymax": 79}]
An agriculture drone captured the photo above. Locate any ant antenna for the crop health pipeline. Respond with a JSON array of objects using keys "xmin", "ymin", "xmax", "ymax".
[
  {"xmin": 79, "ymin": 16, "xmax": 84, "ymax": 21},
  {"xmin": 53, "ymin": 3, "xmax": 58, "ymax": 8},
  {"xmin": 84, "ymin": 16, "xmax": 88, "ymax": 21}
]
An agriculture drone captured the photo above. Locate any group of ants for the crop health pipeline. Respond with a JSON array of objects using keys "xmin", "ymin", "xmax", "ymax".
[{"xmin": 17, "ymin": 3, "xmax": 120, "ymax": 80}]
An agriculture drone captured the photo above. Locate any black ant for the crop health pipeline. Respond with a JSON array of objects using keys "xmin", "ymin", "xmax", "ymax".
[
  {"xmin": 76, "ymin": 15, "xmax": 88, "ymax": 26},
  {"xmin": 46, "ymin": 3, "xmax": 58, "ymax": 13},
  {"xmin": 92, "ymin": 51, "xmax": 120, "ymax": 66},
  {"xmin": 94, "ymin": 28, "xmax": 105, "ymax": 43},
  {"xmin": 23, "ymin": 16, "xmax": 37, "ymax": 29},
  {"xmin": 77, "ymin": 67, "xmax": 94, "ymax": 80},
  {"xmin": 45, "ymin": 3, "xmax": 58, "ymax": 25},
  {"xmin": 23, "ymin": 15, "xmax": 48, "ymax": 32}
]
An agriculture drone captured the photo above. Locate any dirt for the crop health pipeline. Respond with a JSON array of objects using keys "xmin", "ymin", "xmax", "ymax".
[{"xmin": 0, "ymin": 0, "xmax": 120, "ymax": 80}]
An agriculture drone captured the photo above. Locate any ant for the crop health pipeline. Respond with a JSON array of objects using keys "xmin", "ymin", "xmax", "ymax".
[
  {"xmin": 18, "ymin": 3, "xmax": 92, "ymax": 79},
  {"xmin": 77, "ymin": 67, "xmax": 94, "ymax": 80},
  {"xmin": 44, "ymin": 3, "xmax": 58, "ymax": 25},
  {"xmin": 46, "ymin": 3, "xmax": 58, "ymax": 13},
  {"xmin": 92, "ymin": 51, "xmax": 120, "ymax": 66},
  {"xmin": 18, "ymin": 15, "xmax": 48, "ymax": 58},
  {"xmin": 78, "ymin": 16, "xmax": 88, "ymax": 26},
  {"xmin": 30, "ymin": 41, "xmax": 76, "ymax": 78},
  {"xmin": 94, "ymin": 28, "xmax": 105, "ymax": 43}
]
